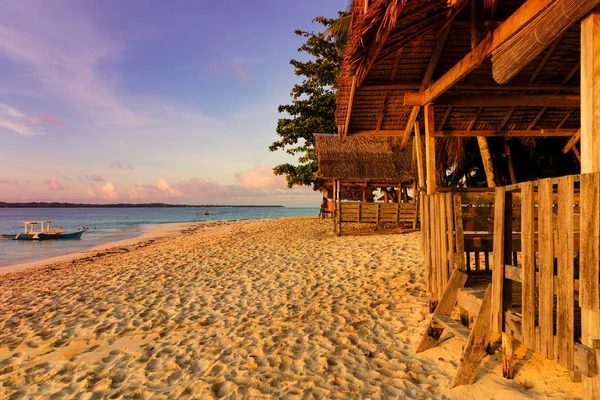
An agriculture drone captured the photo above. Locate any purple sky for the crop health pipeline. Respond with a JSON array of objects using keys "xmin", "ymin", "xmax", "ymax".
[{"xmin": 0, "ymin": 0, "xmax": 345, "ymax": 206}]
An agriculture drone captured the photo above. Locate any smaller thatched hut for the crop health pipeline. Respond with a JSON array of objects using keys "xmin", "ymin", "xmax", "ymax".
[{"xmin": 314, "ymin": 134, "xmax": 421, "ymax": 234}]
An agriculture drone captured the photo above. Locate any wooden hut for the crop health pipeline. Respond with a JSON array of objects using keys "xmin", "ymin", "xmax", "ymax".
[
  {"xmin": 335, "ymin": 0, "xmax": 600, "ymax": 397},
  {"xmin": 314, "ymin": 134, "xmax": 420, "ymax": 234}
]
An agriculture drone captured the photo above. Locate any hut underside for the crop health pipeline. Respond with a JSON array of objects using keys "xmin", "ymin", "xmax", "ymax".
[{"xmin": 335, "ymin": 0, "xmax": 600, "ymax": 397}]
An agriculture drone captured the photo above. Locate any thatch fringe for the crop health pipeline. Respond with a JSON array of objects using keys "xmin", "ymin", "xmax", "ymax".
[
  {"xmin": 342, "ymin": 0, "xmax": 453, "ymax": 84},
  {"xmin": 314, "ymin": 134, "xmax": 419, "ymax": 182},
  {"xmin": 492, "ymin": 0, "xmax": 600, "ymax": 84}
]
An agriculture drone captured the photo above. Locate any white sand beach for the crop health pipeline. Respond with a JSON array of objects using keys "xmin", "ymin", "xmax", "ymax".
[{"xmin": 0, "ymin": 217, "xmax": 581, "ymax": 399}]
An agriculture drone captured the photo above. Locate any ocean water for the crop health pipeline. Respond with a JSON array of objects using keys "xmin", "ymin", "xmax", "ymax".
[{"xmin": 0, "ymin": 207, "xmax": 319, "ymax": 268}]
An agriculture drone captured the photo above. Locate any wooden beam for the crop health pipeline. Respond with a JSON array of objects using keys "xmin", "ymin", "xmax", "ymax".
[
  {"xmin": 349, "ymin": 129, "xmax": 579, "ymax": 137},
  {"xmin": 342, "ymin": 76, "xmax": 357, "ymax": 138},
  {"xmin": 424, "ymin": 105, "xmax": 436, "ymax": 194},
  {"xmin": 563, "ymin": 62, "xmax": 581, "ymax": 85},
  {"xmin": 389, "ymin": 48, "xmax": 403, "ymax": 83},
  {"xmin": 376, "ymin": 91, "xmax": 389, "ymax": 131},
  {"xmin": 404, "ymin": 93, "xmax": 581, "ymax": 107},
  {"xmin": 434, "ymin": 129, "xmax": 578, "ymax": 137},
  {"xmin": 563, "ymin": 129, "xmax": 582, "ymax": 154},
  {"xmin": 360, "ymin": 82, "xmax": 579, "ymax": 92},
  {"xmin": 558, "ymin": 109, "xmax": 575, "ymax": 129},
  {"xmin": 414, "ymin": 0, "xmax": 561, "ymax": 104},
  {"xmin": 498, "ymin": 108, "xmax": 515, "ymax": 130},
  {"xmin": 400, "ymin": 26, "xmax": 451, "ymax": 148},
  {"xmin": 527, "ymin": 107, "xmax": 547, "ymax": 130},
  {"xmin": 438, "ymin": 106, "xmax": 452, "ymax": 130}
]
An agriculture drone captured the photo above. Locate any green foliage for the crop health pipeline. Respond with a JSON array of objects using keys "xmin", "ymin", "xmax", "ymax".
[{"xmin": 270, "ymin": 13, "xmax": 348, "ymax": 188}]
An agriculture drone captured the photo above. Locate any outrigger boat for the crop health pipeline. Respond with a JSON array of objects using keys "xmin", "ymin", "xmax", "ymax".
[{"xmin": 0, "ymin": 221, "xmax": 86, "ymax": 241}]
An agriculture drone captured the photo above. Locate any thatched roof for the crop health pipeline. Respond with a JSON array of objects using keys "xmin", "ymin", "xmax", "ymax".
[
  {"xmin": 336, "ymin": 0, "xmax": 581, "ymax": 136},
  {"xmin": 343, "ymin": 0, "xmax": 454, "ymax": 85},
  {"xmin": 314, "ymin": 134, "xmax": 418, "ymax": 182}
]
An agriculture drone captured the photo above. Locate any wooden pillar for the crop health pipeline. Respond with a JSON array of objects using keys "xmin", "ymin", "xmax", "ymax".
[
  {"xmin": 580, "ymin": 8, "xmax": 600, "ymax": 398},
  {"xmin": 424, "ymin": 105, "xmax": 436, "ymax": 194},
  {"xmin": 581, "ymin": 7, "xmax": 600, "ymax": 174},
  {"xmin": 414, "ymin": 122, "xmax": 426, "ymax": 191}
]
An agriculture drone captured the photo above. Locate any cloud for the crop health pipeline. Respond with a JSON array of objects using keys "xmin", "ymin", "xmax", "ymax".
[
  {"xmin": 128, "ymin": 178, "xmax": 184, "ymax": 200},
  {"xmin": 38, "ymin": 114, "xmax": 65, "ymax": 125},
  {"xmin": 232, "ymin": 63, "xmax": 248, "ymax": 80},
  {"xmin": 235, "ymin": 166, "xmax": 286, "ymax": 190},
  {"xmin": 110, "ymin": 161, "xmax": 134, "ymax": 170},
  {"xmin": 85, "ymin": 174, "xmax": 105, "ymax": 182},
  {"xmin": 0, "ymin": 103, "xmax": 61, "ymax": 136},
  {"xmin": 85, "ymin": 189, "xmax": 97, "ymax": 199},
  {"xmin": 45, "ymin": 179, "xmax": 63, "ymax": 191},
  {"xmin": 86, "ymin": 182, "xmax": 119, "ymax": 200},
  {"xmin": 101, "ymin": 182, "xmax": 119, "ymax": 200},
  {"xmin": 0, "ymin": 2, "xmax": 146, "ymax": 127},
  {"xmin": 0, "ymin": 179, "xmax": 18, "ymax": 186}
]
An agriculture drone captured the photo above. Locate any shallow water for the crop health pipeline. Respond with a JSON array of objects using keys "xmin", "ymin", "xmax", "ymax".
[{"xmin": 0, "ymin": 207, "xmax": 318, "ymax": 267}]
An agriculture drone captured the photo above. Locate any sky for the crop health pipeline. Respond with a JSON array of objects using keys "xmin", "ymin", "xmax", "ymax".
[{"xmin": 0, "ymin": 0, "xmax": 346, "ymax": 207}]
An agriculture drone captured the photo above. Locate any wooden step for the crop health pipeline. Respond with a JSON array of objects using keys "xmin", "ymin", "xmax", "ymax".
[
  {"xmin": 435, "ymin": 315, "xmax": 470, "ymax": 341},
  {"xmin": 457, "ymin": 288, "xmax": 484, "ymax": 316}
]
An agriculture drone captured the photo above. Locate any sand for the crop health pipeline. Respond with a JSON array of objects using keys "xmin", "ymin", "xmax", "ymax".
[{"xmin": 0, "ymin": 217, "xmax": 581, "ymax": 399}]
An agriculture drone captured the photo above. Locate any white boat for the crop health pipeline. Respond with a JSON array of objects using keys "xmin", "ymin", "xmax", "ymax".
[{"xmin": 1, "ymin": 221, "xmax": 86, "ymax": 240}]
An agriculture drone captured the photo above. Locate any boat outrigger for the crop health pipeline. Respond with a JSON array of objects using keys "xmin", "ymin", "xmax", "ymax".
[{"xmin": 0, "ymin": 221, "xmax": 86, "ymax": 241}]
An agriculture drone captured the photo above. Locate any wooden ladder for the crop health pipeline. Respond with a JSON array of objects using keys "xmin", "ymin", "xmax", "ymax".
[{"xmin": 417, "ymin": 269, "xmax": 493, "ymax": 387}]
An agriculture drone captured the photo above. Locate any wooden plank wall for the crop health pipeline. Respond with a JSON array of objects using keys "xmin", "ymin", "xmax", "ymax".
[
  {"xmin": 422, "ymin": 175, "xmax": 600, "ymax": 386},
  {"xmin": 492, "ymin": 173, "xmax": 600, "ymax": 381},
  {"xmin": 422, "ymin": 192, "xmax": 456, "ymax": 301}
]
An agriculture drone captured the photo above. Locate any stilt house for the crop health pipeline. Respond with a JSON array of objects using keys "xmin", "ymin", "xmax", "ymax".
[{"xmin": 334, "ymin": 0, "xmax": 600, "ymax": 397}]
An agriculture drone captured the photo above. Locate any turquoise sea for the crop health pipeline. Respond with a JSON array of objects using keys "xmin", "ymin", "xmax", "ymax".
[{"xmin": 0, "ymin": 207, "xmax": 318, "ymax": 268}]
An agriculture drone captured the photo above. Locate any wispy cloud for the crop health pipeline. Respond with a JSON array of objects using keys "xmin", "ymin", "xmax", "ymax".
[
  {"xmin": 0, "ymin": 103, "xmax": 60, "ymax": 136},
  {"xmin": 0, "ymin": 2, "xmax": 146, "ymax": 127},
  {"xmin": 0, "ymin": 179, "xmax": 18, "ymax": 186},
  {"xmin": 45, "ymin": 179, "xmax": 63, "ymax": 191},
  {"xmin": 85, "ymin": 174, "xmax": 105, "ymax": 182},
  {"xmin": 110, "ymin": 161, "xmax": 134, "ymax": 170},
  {"xmin": 232, "ymin": 63, "xmax": 248, "ymax": 80}
]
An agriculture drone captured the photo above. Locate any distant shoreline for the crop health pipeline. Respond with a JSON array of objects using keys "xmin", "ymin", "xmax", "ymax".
[{"xmin": 0, "ymin": 202, "xmax": 284, "ymax": 208}]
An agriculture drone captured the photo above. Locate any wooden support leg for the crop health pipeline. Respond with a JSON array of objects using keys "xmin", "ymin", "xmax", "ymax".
[
  {"xmin": 459, "ymin": 307, "xmax": 470, "ymax": 327},
  {"xmin": 417, "ymin": 270, "xmax": 468, "ymax": 353},
  {"xmin": 501, "ymin": 332, "xmax": 514, "ymax": 379},
  {"xmin": 452, "ymin": 284, "xmax": 493, "ymax": 387}
]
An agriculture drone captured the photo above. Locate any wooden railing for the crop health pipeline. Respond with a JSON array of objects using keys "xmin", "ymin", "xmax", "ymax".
[
  {"xmin": 335, "ymin": 202, "xmax": 417, "ymax": 235},
  {"xmin": 494, "ymin": 174, "xmax": 598, "ymax": 380},
  {"xmin": 422, "ymin": 174, "xmax": 600, "ymax": 385}
]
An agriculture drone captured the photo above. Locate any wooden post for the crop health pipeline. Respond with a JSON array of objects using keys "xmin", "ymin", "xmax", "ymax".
[
  {"xmin": 581, "ymin": 9, "xmax": 600, "ymax": 398},
  {"xmin": 492, "ymin": 187, "xmax": 506, "ymax": 333},
  {"xmin": 424, "ymin": 105, "xmax": 436, "ymax": 194},
  {"xmin": 501, "ymin": 189, "xmax": 514, "ymax": 378},
  {"xmin": 504, "ymin": 140, "xmax": 517, "ymax": 184},
  {"xmin": 581, "ymin": 7, "xmax": 600, "ymax": 174},
  {"xmin": 415, "ymin": 122, "xmax": 426, "ymax": 190},
  {"xmin": 538, "ymin": 178, "xmax": 554, "ymax": 360}
]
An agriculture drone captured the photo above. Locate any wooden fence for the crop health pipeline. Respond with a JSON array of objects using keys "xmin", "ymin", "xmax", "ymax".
[
  {"xmin": 421, "ymin": 174, "xmax": 600, "ymax": 387},
  {"xmin": 334, "ymin": 202, "xmax": 417, "ymax": 235}
]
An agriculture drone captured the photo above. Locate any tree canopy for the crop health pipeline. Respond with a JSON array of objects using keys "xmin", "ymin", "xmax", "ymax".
[{"xmin": 270, "ymin": 13, "xmax": 347, "ymax": 188}]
